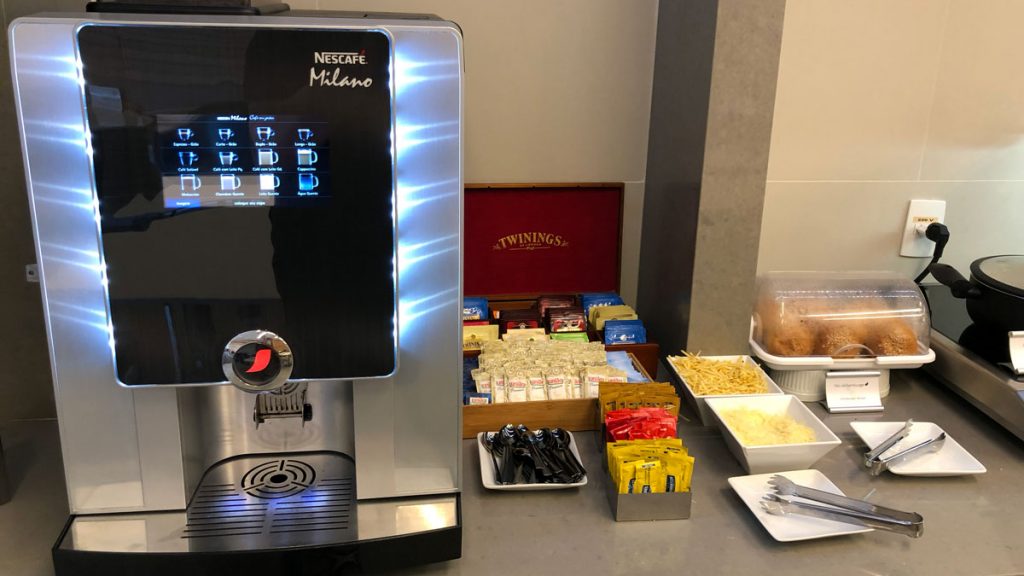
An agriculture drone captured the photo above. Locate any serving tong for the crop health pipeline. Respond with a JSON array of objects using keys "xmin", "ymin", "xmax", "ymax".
[
  {"xmin": 863, "ymin": 419, "xmax": 946, "ymax": 476},
  {"xmin": 761, "ymin": 475, "xmax": 924, "ymax": 538}
]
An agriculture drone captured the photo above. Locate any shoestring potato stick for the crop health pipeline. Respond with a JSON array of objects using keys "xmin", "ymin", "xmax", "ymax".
[{"xmin": 669, "ymin": 352, "xmax": 767, "ymax": 395}]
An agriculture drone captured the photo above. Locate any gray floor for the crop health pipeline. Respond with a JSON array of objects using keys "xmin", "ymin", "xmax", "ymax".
[{"xmin": 3, "ymin": 371, "xmax": 1024, "ymax": 575}]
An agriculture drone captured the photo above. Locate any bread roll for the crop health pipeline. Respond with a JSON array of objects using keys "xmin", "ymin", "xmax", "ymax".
[
  {"xmin": 865, "ymin": 319, "xmax": 918, "ymax": 356},
  {"xmin": 814, "ymin": 323, "xmax": 867, "ymax": 357},
  {"xmin": 764, "ymin": 322, "xmax": 816, "ymax": 356}
]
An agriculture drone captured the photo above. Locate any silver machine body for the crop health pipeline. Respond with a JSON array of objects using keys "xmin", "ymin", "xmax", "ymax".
[{"xmin": 10, "ymin": 10, "xmax": 462, "ymax": 573}]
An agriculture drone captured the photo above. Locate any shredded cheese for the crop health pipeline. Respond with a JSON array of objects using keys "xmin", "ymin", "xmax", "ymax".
[{"xmin": 718, "ymin": 408, "xmax": 816, "ymax": 446}]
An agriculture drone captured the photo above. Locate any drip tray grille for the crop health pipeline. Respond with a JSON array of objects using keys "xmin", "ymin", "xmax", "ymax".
[{"xmin": 183, "ymin": 452, "xmax": 356, "ymax": 549}]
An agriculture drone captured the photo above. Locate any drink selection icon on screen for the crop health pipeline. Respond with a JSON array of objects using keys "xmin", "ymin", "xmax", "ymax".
[
  {"xmin": 218, "ymin": 128, "xmax": 234, "ymax": 142},
  {"xmin": 259, "ymin": 174, "xmax": 280, "ymax": 190},
  {"xmin": 178, "ymin": 151, "xmax": 198, "ymax": 166},
  {"xmin": 297, "ymin": 149, "xmax": 318, "ymax": 166},
  {"xmin": 297, "ymin": 128, "xmax": 314, "ymax": 142},
  {"xmin": 256, "ymin": 126, "xmax": 275, "ymax": 141},
  {"xmin": 218, "ymin": 151, "xmax": 238, "ymax": 166},
  {"xmin": 220, "ymin": 174, "xmax": 242, "ymax": 190},
  {"xmin": 298, "ymin": 173, "xmax": 319, "ymax": 191},
  {"xmin": 177, "ymin": 128, "xmax": 194, "ymax": 141},
  {"xmin": 179, "ymin": 174, "xmax": 201, "ymax": 190},
  {"xmin": 257, "ymin": 149, "xmax": 279, "ymax": 166}
]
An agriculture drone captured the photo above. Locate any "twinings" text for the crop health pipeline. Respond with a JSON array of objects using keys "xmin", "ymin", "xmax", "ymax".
[{"xmin": 493, "ymin": 232, "xmax": 569, "ymax": 251}]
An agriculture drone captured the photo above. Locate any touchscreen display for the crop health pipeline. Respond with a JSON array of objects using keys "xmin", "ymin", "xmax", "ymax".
[
  {"xmin": 159, "ymin": 113, "xmax": 331, "ymax": 208},
  {"xmin": 77, "ymin": 25, "xmax": 396, "ymax": 385}
]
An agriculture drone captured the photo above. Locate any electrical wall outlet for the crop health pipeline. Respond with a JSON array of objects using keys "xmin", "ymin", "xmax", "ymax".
[{"xmin": 899, "ymin": 199, "xmax": 946, "ymax": 257}]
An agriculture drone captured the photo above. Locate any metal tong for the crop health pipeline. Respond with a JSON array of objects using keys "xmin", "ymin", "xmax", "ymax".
[
  {"xmin": 863, "ymin": 419, "xmax": 946, "ymax": 476},
  {"xmin": 762, "ymin": 475, "xmax": 924, "ymax": 538}
]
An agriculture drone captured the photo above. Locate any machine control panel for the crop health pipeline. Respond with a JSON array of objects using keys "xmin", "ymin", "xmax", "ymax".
[{"xmin": 222, "ymin": 330, "xmax": 294, "ymax": 392}]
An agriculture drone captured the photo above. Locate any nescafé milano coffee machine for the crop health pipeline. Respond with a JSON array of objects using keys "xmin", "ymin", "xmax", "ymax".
[{"xmin": 10, "ymin": 3, "xmax": 462, "ymax": 573}]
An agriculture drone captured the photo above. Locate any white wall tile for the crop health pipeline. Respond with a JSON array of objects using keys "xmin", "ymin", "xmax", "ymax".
[
  {"xmin": 314, "ymin": 0, "xmax": 658, "ymax": 183},
  {"xmin": 920, "ymin": 0, "xmax": 1024, "ymax": 181},
  {"xmin": 767, "ymin": 0, "xmax": 949, "ymax": 181},
  {"xmin": 758, "ymin": 181, "xmax": 1024, "ymax": 276}
]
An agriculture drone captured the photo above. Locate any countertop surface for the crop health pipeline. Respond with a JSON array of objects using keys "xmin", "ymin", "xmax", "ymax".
[{"xmin": 3, "ymin": 369, "xmax": 1023, "ymax": 576}]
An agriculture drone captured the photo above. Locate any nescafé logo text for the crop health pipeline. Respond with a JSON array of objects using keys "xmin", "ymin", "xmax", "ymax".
[
  {"xmin": 493, "ymin": 232, "xmax": 569, "ymax": 251},
  {"xmin": 310, "ymin": 50, "xmax": 373, "ymax": 88}
]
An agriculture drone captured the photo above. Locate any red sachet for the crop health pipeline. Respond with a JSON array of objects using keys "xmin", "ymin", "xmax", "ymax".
[{"xmin": 605, "ymin": 408, "xmax": 677, "ymax": 441}]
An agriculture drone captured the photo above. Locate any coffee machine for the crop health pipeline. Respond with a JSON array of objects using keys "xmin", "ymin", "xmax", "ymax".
[{"xmin": 10, "ymin": 6, "xmax": 462, "ymax": 574}]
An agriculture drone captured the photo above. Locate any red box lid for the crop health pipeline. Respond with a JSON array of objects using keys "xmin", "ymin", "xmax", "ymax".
[{"xmin": 464, "ymin": 185, "xmax": 622, "ymax": 297}]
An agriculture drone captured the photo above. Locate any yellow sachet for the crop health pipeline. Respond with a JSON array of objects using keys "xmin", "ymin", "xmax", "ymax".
[
  {"xmin": 631, "ymin": 460, "xmax": 662, "ymax": 494},
  {"xmin": 663, "ymin": 454, "xmax": 695, "ymax": 493},
  {"xmin": 608, "ymin": 439, "xmax": 694, "ymax": 494},
  {"xmin": 617, "ymin": 461, "xmax": 639, "ymax": 494}
]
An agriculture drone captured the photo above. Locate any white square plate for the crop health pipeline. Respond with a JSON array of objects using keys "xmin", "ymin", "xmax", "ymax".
[
  {"xmin": 477, "ymin": 431, "xmax": 588, "ymax": 490},
  {"xmin": 728, "ymin": 469, "xmax": 873, "ymax": 542},
  {"xmin": 850, "ymin": 421, "xmax": 986, "ymax": 476}
]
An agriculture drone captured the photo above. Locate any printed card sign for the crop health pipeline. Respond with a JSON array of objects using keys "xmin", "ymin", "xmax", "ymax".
[{"xmin": 824, "ymin": 371, "xmax": 884, "ymax": 413}]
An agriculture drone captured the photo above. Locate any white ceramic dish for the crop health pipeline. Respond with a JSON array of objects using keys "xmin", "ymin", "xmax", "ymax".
[
  {"xmin": 705, "ymin": 395, "xmax": 841, "ymax": 474},
  {"xmin": 477, "ymin": 431, "xmax": 588, "ymax": 490},
  {"xmin": 850, "ymin": 421, "xmax": 986, "ymax": 476},
  {"xmin": 728, "ymin": 469, "xmax": 874, "ymax": 542},
  {"xmin": 667, "ymin": 355, "xmax": 784, "ymax": 426}
]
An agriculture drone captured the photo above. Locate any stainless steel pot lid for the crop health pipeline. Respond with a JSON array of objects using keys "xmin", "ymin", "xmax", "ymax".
[{"xmin": 971, "ymin": 255, "xmax": 1024, "ymax": 297}]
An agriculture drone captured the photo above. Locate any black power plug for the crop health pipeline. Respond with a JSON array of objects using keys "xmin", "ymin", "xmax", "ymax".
[{"xmin": 914, "ymin": 222, "xmax": 951, "ymax": 284}]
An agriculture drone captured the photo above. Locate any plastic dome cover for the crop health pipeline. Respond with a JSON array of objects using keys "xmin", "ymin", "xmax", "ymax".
[{"xmin": 752, "ymin": 272, "xmax": 929, "ymax": 358}]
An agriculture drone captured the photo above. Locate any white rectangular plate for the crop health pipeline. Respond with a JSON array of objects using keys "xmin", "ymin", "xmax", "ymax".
[
  {"xmin": 478, "ymin": 431, "xmax": 588, "ymax": 490},
  {"xmin": 850, "ymin": 421, "xmax": 986, "ymax": 476},
  {"xmin": 728, "ymin": 469, "xmax": 874, "ymax": 542}
]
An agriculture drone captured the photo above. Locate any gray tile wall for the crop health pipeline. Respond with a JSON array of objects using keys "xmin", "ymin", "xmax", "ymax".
[
  {"xmin": 0, "ymin": 0, "xmax": 88, "ymax": 422},
  {"xmin": 638, "ymin": 0, "xmax": 786, "ymax": 358},
  {"xmin": 686, "ymin": 0, "xmax": 786, "ymax": 354},
  {"xmin": 636, "ymin": 0, "xmax": 718, "ymax": 359}
]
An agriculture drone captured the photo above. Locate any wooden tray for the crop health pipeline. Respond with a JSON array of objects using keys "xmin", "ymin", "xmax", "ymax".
[{"xmin": 462, "ymin": 352, "xmax": 653, "ymax": 438}]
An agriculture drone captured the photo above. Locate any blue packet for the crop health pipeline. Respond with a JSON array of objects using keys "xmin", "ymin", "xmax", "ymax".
[
  {"xmin": 581, "ymin": 292, "xmax": 624, "ymax": 321},
  {"xmin": 603, "ymin": 319, "xmax": 647, "ymax": 345},
  {"xmin": 464, "ymin": 392, "xmax": 491, "ymax": 406},
  {"xmin": 463, "ymin": 296, "xmax": 489, "ymax": 321}
]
